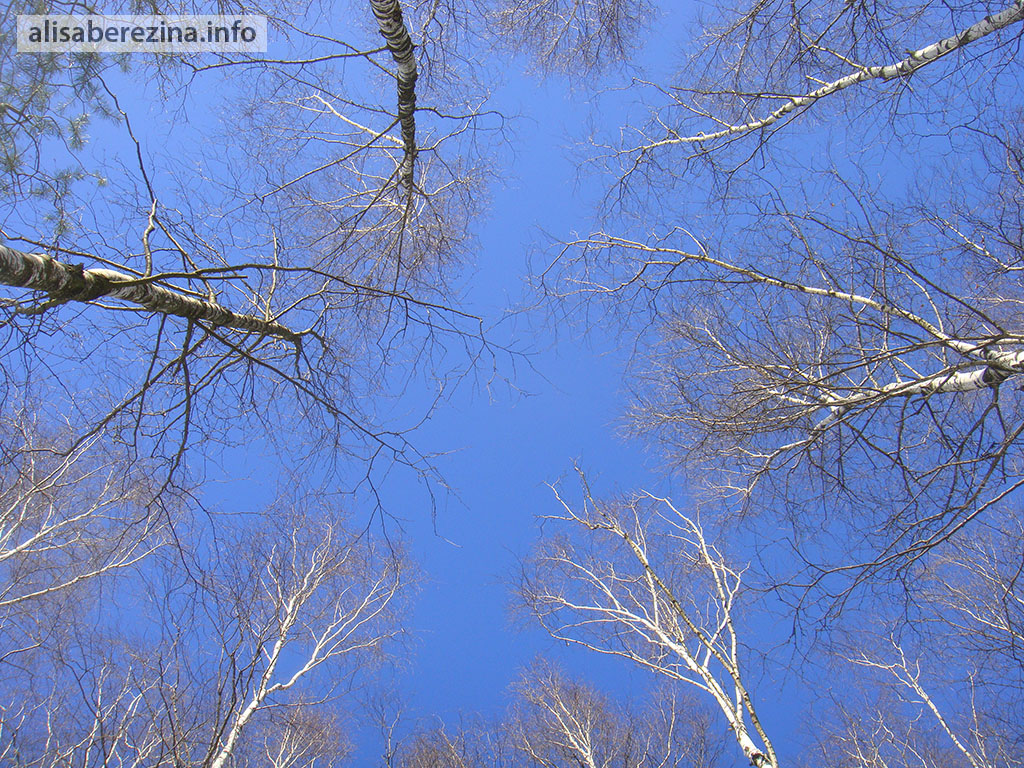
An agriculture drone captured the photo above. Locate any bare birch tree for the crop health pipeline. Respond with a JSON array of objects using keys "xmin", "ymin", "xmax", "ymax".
[
  {"xmin": 0, "ymin": 502, "xmax": 407, "ymax": 767},
  {"xmin": 521, "ymin": 0, "xmax": 1024, "ymax": 742},
  {"xmin": 488, "ymin": 0, "xmax": 653, "ymax": 76},
  {"xmin": 0, "ymin": 3, "xmax": 489, "ymax": 757},
  {"xmin": 516, "ymin": 472, "xmax": 1024, "ymax": 768},
  {"xmin": 506, "ymin": 661, "xmax": 722, "ymax": 768},
  {"xmin": 519, "ymin": 474, "xmax": 777, "ymax": 768},
  {"xmin": 534, "ymin": 0, "xmax": 1024, "ymax": 616},
  {"xmin": 816, "ymin": 509, "xmax": 1024, "ymax": 768},
  {"xmin": 387, "ymin": 723, "xmax": 491, "ymax": 768},
  {"xmin": 0, "ymin": 0, "xmax": 495, "ymax": 507},
  {"xmin": 377, "ymin": 661, "xmax": 722, "ymax": 768}
]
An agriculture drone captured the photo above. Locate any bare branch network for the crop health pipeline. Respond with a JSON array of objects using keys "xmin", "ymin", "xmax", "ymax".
[
  {"xmin": 0, "ymin": 0, "xmax": 491, "ymax": 762},
  {"xmin": 522, "ymin": 478, "xmax": 778, "ymax": 767}
]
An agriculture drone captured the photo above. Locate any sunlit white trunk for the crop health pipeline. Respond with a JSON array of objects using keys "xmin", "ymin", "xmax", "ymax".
[
  {"xmin": 0, "ymin": 244, "xmax": 300, "ymax": 341},
  {"xmin": 677, "ymin": 0, "xmax": 1024, "ymax": 143}
]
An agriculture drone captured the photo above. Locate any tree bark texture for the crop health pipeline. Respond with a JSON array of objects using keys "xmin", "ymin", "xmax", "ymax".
[
  {"xmin": 370, "ymin": 0, "xmax": 418, "ymax": 193},
  {"xmin": 0, "ymin": 244, "xmax": 300, "ymax": 341}
]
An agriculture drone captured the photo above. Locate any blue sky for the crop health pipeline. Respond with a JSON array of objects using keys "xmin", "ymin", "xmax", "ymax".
[
  {"xmin": 366, "ymin": 71, "xmax": 672, "ymax": 748},
  {"xmin": 352, "ymin": 33, "xmax": 809, "ymax": 761}
]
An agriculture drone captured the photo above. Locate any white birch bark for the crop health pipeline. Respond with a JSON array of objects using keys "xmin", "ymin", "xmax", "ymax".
[
  {"xmin": 525, "ymin": 479, "xmax": 779, "ymax": 768},
  {"xmin": 370, "ymin": 0, "xmax": 418, "ymax": 193},
  {"xmin": 852, "ymin": 642, "xmax": 993, "ymax": 768},
  {"xmin": 205, "ymin": 524, "xmax": 403, "ymax": 768},
  {"xmin": 575, "ymin": 234, "xmax": 1024, "ymax": 427},
  {"xmin": 0, "ymin": 243, "xmax": 300, "ymax": 342},
  {"xmin": 674, "ymin": 0, "xmax": 1024, "ymax": 144}
]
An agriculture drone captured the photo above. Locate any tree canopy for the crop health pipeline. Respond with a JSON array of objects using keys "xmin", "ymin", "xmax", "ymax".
[{"xmin": 2, "ymin": 0, "xmax": 1023, "ymax": 765}]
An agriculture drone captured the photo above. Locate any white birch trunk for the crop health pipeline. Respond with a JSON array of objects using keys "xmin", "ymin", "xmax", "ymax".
[
  {"xmin": 370, "ymin": 0, "xmax": 418, "ymax": 192},
  {"xmin": 0, "ymin": 244, "xmax": 300, "ymax": 341},
  {"xmin": 679, "ymin": 0, "xmax": 1024, "ymax": 143}
]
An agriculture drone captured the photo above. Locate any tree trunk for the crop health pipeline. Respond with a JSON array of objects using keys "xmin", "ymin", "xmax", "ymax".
[{"xmin": 0, "ymin": 244, "xmax": 300, "ymax": 342}]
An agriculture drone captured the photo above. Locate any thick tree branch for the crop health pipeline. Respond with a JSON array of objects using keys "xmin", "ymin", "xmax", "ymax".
[
  {"xmin": 574, "ymin": 234, "xmax": 1024, "ymax": 410},
  {"xmin": 0, "ymin": 243, "xmax": 301, "ymax": 342}
]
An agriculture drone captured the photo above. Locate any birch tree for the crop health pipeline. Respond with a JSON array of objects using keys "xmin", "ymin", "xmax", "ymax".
[
  {"xmin": 0, "ymin": 0, "xmax": 493, "ymax": 504},
  {"xmin": 521, "ymin": 0, "xmax": 1024, "ymax": 758},
  {"xmin": 0, "ymin": 503, "xmax": 408, "ymax": 768},
  {"xmin": 519, "ymin": 476, "xmax": 776, "ymax": 768},
  {"xmin": 379, "ymin": 662, "xmax": 722, "ymax": 768},
  {"xmin": 0, "ymin": 1, "xmax": 487, "ymax": 759},
  {"xmin": 822, "ymin": 509, "xmax": 1024, "ymax": 768},
  {"xmin": 489, "ymin": 0, "xmax": 653, "ymax": 76},
  {"xmin": 536, "ymin": 0, "xmax": 1024, "ymax": 613},
  {"xmin": 810, "ymin": 537, "xmax": 1024, "ymax": 768},
  {"xmin": 518, "ymin": 474, "xmax": 1024, "ymax": 768},
  {"xmin": 387, "ymin": 723, "xmax": 491, "ymax": 768},
  {"xmin": 506, "ymin": 661, "xmax": 722, "ymax": 768},
  {"xmin": 0, "ymin": 407, "xmax": 171, "ymax": 671}
]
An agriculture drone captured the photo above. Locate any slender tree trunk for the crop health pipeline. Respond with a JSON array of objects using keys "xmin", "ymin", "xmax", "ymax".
[
  {"xmin": 675, "ymin": 0, "xmax": 1024, "ymax": 143},
  {"xmin": 370, "ymin": 0, "xmax": 418, "ymax": 192},
  {"xmin": 0, "ymin": 244, "xmax": 300, "ymax": 341}
]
